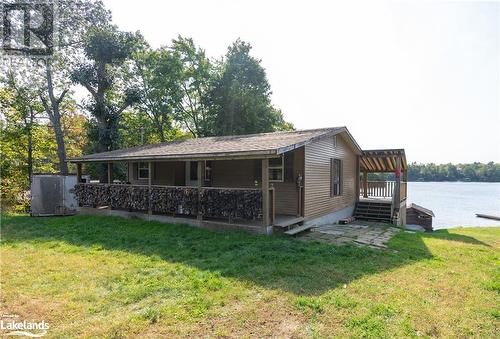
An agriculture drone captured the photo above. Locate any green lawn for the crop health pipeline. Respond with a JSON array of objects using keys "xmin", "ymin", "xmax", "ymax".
[{"xmin": 1, "ymin": 215, "xmax": 498, "ymax": 338}]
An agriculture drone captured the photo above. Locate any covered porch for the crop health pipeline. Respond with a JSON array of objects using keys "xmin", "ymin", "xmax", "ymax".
[
  {"xmin": 72, "ymin": 147, "xmax": 306, "ymax": 234},
  {"xmin": 356, "ymin": 149, "xmax": 408, "ymax": 225}
]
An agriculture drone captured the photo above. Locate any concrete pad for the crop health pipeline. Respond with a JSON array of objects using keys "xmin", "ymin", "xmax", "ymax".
[{"xmin": 300, "ymin": 221, "xmax": 400, "ymax": 249}]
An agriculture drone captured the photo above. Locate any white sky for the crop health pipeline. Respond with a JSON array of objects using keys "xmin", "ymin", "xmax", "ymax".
[{"xmin": 102, "ymin": 0, "xmax": 499, "ymax": 163}]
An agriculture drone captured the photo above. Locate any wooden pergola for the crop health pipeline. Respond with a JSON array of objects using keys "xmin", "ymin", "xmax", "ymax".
[
  {"xmin": 359, "ymin": 149, "xmax": 408, "ymax": 201},
  {"xmin": 360, "ymin": 149, "xmax": 407, "ymax": 173}
]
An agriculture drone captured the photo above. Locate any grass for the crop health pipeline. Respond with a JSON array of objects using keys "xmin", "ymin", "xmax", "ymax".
[{"xmin": 1, "ymin": 214, "xmax": 499, "ymax": 338}]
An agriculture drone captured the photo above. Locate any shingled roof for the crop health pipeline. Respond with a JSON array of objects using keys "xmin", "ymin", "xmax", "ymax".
[{"xmin": 70, "ymin": 127, "xmax": 361, "ymax": 163}]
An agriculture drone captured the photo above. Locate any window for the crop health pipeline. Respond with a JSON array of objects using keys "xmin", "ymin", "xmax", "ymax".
[
  {"xmin": 333, "ymin": 135, "xmax": 337, "ymax": 149},
  {"xmin": 254, "ymin": 160, "xmax": 262, "ymax": 182},
  {"xmin": 190, "ymin": 161, "xmax": 198, "ymax": 181},
  {"xmin": 205, "ymin": 161, "xmax": 212, "ymax": 181},
  {"xmin": 269, "ymin": 156, "xmax": 284, "ymax": 182},
  {"xmin": 330, "ymin": 158, "xmax": 342, "ymax": 196},
  {"xmin": 138, "ymin": 162, "xmax": 149, "ymax": 179}
]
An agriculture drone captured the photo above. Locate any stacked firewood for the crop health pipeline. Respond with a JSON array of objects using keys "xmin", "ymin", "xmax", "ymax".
[
  {"xmin": 74, "ymin": 184, "xmax": 110, "ymax": 207},
  {"xmin": 109, "ymin": 185, "xmax": 148, "ymax": 211},
  {"xmin": 150, "ymin": 186, "xmax": 198, "ymax": 216},
  {"xmin": 74, "ymin": 184, "xmax": 262, "ymax": 220},
  {"xmin": 200, "ymin": 189, "xmax": 262, "ymax": 220}
]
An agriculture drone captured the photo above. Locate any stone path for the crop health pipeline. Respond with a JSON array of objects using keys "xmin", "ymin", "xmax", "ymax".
[{"xmin": 298, "ymin": 221, "xmax": 400, "ymax": 249}]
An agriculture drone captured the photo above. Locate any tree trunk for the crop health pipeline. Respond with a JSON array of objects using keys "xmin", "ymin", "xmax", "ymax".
[
  {"xmin": 27, "ymin": 108, "xmax": 34, "ymax": 183},
  {"xmin": 43, "ymin": 62, "xmax": 69, "ymax": 175},
  {"xmin": 54, "ymin": 123, "xmax": 68, "ymax": 174}
]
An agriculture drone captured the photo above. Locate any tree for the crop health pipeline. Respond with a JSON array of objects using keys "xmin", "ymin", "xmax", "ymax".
[
  {"xmin": 0, "ymin": 80, "xmax": 87, "ymax": 210},
  {"xmin": 1, "ymin": 0, "xmax": 110, "ymax": 174},
  {"xmin": 71, "ymin": 26, "xmax": 144, "ymax": 181},
  {"xmin": 132, "ymin": 47, "xmax": 184, "ymax": 142},
  {"xmin": 38, "ymin": 62, "xmax": 71, "ymax": 174},
  {"xmin": 41, "ymin": 0, "xmax": 110, "ymax": 174},
  {"xmin": 171, "ymin": 36, "xmax": 214, "ymax": 137},
  {"xmin": 0, "ymin": 74, "xmax": 43, "ymax": 183},
  {"xmin": 406, "ymin": 162, "xmax": 500, "ymax": 182},
  {"xmin": 209, "ymin": 39, "xmax": 293, "ymax": 136}
]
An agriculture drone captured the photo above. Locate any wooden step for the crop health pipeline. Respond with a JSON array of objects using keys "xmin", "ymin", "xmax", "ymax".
[
  {"xmin": 356, "ymin": 209, "xmax": 391, "ymax": 213},
  {"xmin": 357, "ymin": 202, "xmax": 391, "ymax": 206},
  {"xmin": 356, "ymin": 204, "xmax": 391, "ymax": 209},
  {"xmin": 355, "ymin": 215, "xmax": 391, "ymax": 222},
  {"xmin": 284, "ymin": 224, "xmax": 315, "ymax": 236},
  {"xmin": 274, "ymin": 217, "xmax": 304, "ymax": 228},
  {"xmin": 354, "ymin": 211, "xmax": 391, "ymax": 217},
  {"xmin": 355, "ymin": 207, "xmax": 391, "ymax": 213}
]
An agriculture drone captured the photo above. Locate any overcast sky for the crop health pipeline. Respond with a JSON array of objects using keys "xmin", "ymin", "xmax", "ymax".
[{"xmin": 103, "ymin": 0, "xmax": 499, "ymax": 164}]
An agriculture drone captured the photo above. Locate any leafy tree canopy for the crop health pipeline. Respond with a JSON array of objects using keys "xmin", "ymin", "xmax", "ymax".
[{"xmin": 210, "ymin": 39, "xmax": 293, "ymax": 136}]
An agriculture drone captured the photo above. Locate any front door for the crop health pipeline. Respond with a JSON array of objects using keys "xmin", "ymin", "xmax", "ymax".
[{"xmin": 185, "ymin": 161, "xmax": 199, "ymax": 186}]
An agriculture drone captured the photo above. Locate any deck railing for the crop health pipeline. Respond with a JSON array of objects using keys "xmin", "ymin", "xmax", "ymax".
[
  {"xmin": 360, "ymin": 181, "xmax": 395, "ymax": 198},
  {"xmin": 73, "ymin": 183, "xmax": 263, "ymax": 221}
]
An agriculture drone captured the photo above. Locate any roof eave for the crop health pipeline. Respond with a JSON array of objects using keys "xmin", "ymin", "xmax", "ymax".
[
  {"xmin": 276, "ymin": 127, "xmax": 363, "ymax": 155},
  {"xmin": 68, "ymin": 149, "xmax": 279, "ymax": 163}
]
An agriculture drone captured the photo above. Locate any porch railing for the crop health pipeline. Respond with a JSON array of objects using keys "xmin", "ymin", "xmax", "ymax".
[
  {"xmin": 73, "ymin": 183, "xmax": 263, "ymax": 221},
  {"xmin": 360, "ymin": 181, "xmax": 395, "ymax": 198}
]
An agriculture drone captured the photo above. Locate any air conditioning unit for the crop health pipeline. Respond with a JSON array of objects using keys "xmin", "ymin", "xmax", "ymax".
[{"xmin": 31, "ymin": 174, "xmax": 88, "ymax": 216}]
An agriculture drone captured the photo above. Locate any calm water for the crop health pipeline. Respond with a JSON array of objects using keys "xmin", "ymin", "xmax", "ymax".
[{"xmin": 408, "ymin": 182, "xmax": 500, "ymax": 229}]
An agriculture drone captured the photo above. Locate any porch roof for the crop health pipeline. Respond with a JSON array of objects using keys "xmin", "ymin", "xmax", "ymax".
[
  {"xmin": 360, "ymin": 149, "xmax": 407, "ymax": 173},
  {"xmin": 70, "ymin": 127, "xmax": 362, "ymax": 163}
]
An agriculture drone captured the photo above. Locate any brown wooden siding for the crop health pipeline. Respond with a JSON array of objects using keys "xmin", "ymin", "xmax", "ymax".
[
  {"xmin": 304, "ymin": 134, "xmax": 358, "ymax": 220},
  {"xmin": 272, "ymin": 147, "xmax": 304, "ymax": 216},
  {"xmin": 128, "ymin": 159, "xmax": 260, "ymax": 188},
  {"xmin": 129, "ymin": 161, "xmax": 185, "ymax": 186},
  {"xmin": 211, "ymin": 160, "xmax": 258, "ymax": 188}
]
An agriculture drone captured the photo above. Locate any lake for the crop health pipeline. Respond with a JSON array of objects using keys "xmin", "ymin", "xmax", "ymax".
[{"xmin": 407, "ymin": 182, "xmax": 500, "ymax": 229}]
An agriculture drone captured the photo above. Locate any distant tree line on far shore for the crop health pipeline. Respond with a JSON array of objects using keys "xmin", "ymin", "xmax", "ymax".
[{"xmin": 368, "ymin": 162, "xmax": 500, "ymax": 182}]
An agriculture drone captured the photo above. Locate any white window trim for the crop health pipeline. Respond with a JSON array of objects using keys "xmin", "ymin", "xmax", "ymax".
[
  {"xmin": 269, "ymin": 156, "xmax": 284, "ymax": 183},
  {"xmin": 330, "ymin": 158, "xmax": 342, "ymax": 197},
  {"xmin": 138, "ymin": 162, "xmax": 149, "ymax": 180}
]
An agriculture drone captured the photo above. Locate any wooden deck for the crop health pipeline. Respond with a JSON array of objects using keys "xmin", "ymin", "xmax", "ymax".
[{"xmin": 359, "ymin": 197, "xmax": 392, "ymax": 204}]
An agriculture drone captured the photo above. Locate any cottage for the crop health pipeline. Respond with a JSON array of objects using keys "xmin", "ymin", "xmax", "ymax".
[{"xmin": 70, "ymin": 127, "xmax": 408, "ymax": 234}]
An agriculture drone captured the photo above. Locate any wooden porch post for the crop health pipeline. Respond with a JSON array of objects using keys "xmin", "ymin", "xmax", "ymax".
[
  {"xmin": 402, "ymin": 170, "xmax": 408, "ymax": 202},
  {"xmin": 262, "ymin": 158, "xmax": 270, "ymax": 228},
  {"xmin": 393, "ymin": 157, "xmax": 402, "ymax": 224},
  {"xmin": 363, "ymin": 171, "xmax": 368, "ymax": 198},
  {"xmin": 127, "ymin": 162, "xmax": 130, "ymax": 183},
  {"xmin": 148, "ymin": 161, "xmax": 152, "ymax": 215},
  {"xmin": 197, "ymin": 160, "xmax": 203, "ymax": 223},
  {"xmin": 107, "ymin": 163, "xmax": 113, "ymax": 183},
  {"xmin": 355, "ymin": 156, "xmax": 360, "ymax": 202},
  {"xmin": 76, "ymin": 163, "xmax": 82, "ymax": 183},
  {"xmin": 394, "ymin": 157, "xmax": 401, "ymax": 203}
]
